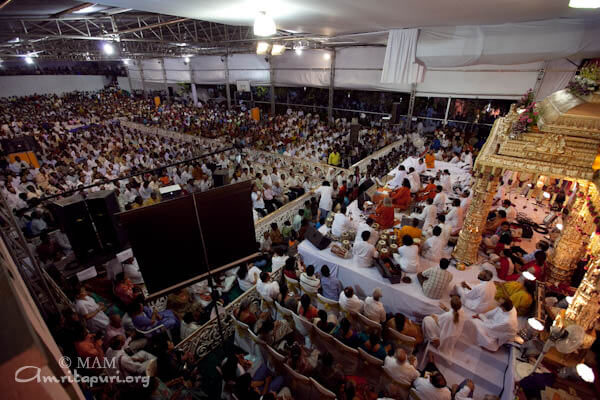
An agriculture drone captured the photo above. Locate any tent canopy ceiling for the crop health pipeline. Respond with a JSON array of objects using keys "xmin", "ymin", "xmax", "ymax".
[{"xmin": 79, "ymin": 0, "xmax": 600, "ymax": 36}]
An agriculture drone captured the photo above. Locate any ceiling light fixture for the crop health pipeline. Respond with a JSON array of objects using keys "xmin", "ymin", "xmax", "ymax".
[
  {"xmin": 25, "ymin": 56, "xmax": 34, "ymax": 65},
  {"xmin": 271, "ymin": 44, "xmax": 286, "ymax": 56},
  {"xmin": 323, "ymin": 52, "xmax": 331, "ymax": 60},
  {"xmin": 184, "ymin": 56, "xmax": 191, "ymax": 63},
  {"xmin": 295, "ymin": 48, "xmax": 302, "ymax": 56},
  {"xmin": 103, "ymin": 42, "xmax": 114, "ymax": 55},
  {"xmin": 569, "ymin": 0, "xmax": 600, "ymax": 8},
  {"xmin": 256, "ymin": 41, "xmax": 270, "ymax": 55},
  {"xmin": 254, "ymin": 11, "xmax": 276, "ymax": 37},
  {"xmin": 122, "ymin": 59, "xmax": 130, "ymax": 65}
]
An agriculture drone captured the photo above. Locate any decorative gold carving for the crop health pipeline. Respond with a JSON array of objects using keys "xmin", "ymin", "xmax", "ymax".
[
  {"xmin": 452, "ymin": 168, "xmax": 500, "ymax": 265},
  {"xmin": 537, "ymin": 89, "xmax": 600, "ymax": 137}
]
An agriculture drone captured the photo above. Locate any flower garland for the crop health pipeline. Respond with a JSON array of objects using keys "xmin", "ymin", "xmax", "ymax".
[
  {"xmin": 512, "ymin": 89, "xmax": 539, "ymax": 135},
  {"xmin": 567, "ymin": 63, "xmax": 600, "ymax": 97}
]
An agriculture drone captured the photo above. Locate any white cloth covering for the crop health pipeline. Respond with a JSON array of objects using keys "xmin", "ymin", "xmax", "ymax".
[{"xmin": 456, "ymin": 280, "xmax": 497, "ymax": 314}]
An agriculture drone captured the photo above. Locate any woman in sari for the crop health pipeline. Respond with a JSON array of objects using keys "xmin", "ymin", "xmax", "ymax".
[{"xmin": 130, "ymin": 301, "xmax": 180, "ymax": 337}]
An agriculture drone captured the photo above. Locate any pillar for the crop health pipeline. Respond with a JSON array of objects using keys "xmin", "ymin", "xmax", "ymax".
[
  {"xmin": 161, "ymin": 58, "xmax": 170, "ymax": 101},
  {"xmin": 224, "ymin": 53, "xmax": 231, "ymax": 110},
  {"xmin": 547, "ymin": 182, "xmax": 591, "ymax": 285},
  {"xmin": 406, "ymin": 83, "xmax": 416, "ymax": 131},
  {"xmin": 138, "ymin": 60, "xmax": 147, "ymax": 98},
  {"xmin": 453, "ymin": 166, "xmax": 501, "ymax": 265},
  {"xmin": 327, "ymin": 49, "xmax": 336, "ymax": 126},
  {"xmin": 269, "ymin": 56, "xmax": 275, "ymax": 115}
]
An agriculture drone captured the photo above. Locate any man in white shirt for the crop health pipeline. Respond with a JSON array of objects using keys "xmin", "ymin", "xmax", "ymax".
[
  {"xmin": 394, "ymin": 235, "xmax": 420, "ymax": 274},
  {"xmin": 383, "ymin": 349, "xmax": 419, "ymax": 386},
  {"xmin": 353, "ymin": 231, "xmax": 379, "ymax": 268},
  {"xmin": 413, "ymin": 373, "xmax": 451, "ymax": 400},
  {"xmin": 440, "ymin": 170, "xmax": 452, "ymax": 193},
  {"xmin": 454, "ymin": 269, "xmax": 497, "ymax": 314},
  {"xmin": 299, "ymin": 265, "xmax": 320, "ymax": 294},
  {"xmin": 256, "ymin": 271, "xmax": 280, "ymax": 302},
  {"xmin": 407, "ymin": 167, "xmax": 421, "ymax": 193},
  {"xmin": 339, "ymin": 286, "xmax": 364, "ymax": 313},
  {"xmin": 354, "ymin": 218, "xmax": 379, "ymax": 246},
  {"xmin": 363, "ymin": 287, "xmax": 386, "ymax": 323},
  {"xmin": 498, "ymin": 199, "xmax": 517, "ymax": 221},
  {"xmin": 314, "ymin": 181, "xmax": 334, "ymax": 220},
  {"xmin": 420, "ymin": 226, "xmax": 444, "ymax": 265},
  {"xmin": 75, "ymin": 286, "xmax": 109, "ymax": 334},
  {"xmin": 471, "ymin": 299, "xmax": 518, "ymax": 351},
  {"xmin": 271, "ymin": 248, "xmax": 289, "ymax": 271},
  {"xmin": 387, "ymin": 166, "xmax": 407, "ymax": 189},
  {"xmin": 331, "ymin": 205, "xmax": 353, "ymax": 237}
]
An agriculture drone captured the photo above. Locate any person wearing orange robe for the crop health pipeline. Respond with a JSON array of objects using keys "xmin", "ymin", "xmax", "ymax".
[
  {"xmin": 390, "ymin": 179, "xmax": 412, "ymax": 210},
  {"xmin": 372, "ymin": 197, "xmax": 395, "ymax": 229},
  {"xmin": 415, "ymin": 177, "xmax": 437, "ymax": 203},
  {"xmin": 425, "ymin": 152, "xmax": 435, "ymax": 169}
]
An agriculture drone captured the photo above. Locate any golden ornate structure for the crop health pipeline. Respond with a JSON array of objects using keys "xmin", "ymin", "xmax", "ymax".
[{"xmin": 454, "ymin": 88, "xmax": 600, "ymax": 345}]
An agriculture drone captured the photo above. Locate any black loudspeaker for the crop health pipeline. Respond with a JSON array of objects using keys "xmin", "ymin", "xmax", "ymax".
[
  {"xmin": 391, "ymin": 102, "xmax": 401, "ymax": 124},
  {"xmin": 168, "ymin": 87, "xmax": 174, "ymax": 97},
  {"xmin": 213, "ymin": 169, "xmax": 229, "ymax": 188},
  {"xmin": 85, "ymin": 191, "xmax": 127, "ymax": 252},
  {"xmin": 0, "ymin": 136, "xmax": 39, "ymax": 154},
  {"xmin": 51, "ymin": 195, "xmax": 101, "ymax": 262},
  {"xmin": 305, "ymin": 226, "xmax": 332, "ymax": 250}
]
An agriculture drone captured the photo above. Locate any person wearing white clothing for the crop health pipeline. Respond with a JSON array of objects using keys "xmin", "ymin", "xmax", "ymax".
[
  {"xmin": 445, "ymin": 199, "xmax": 463, "ymax": 235},
  {"xmin": 413, "ymin": 375, "xmax": 451, "ymax": 400},
  {"xmin": 339, "ymin": 287, "xmax": 364, "ymax": 313},
  {"xmin": 387, "ymin": 166, "xmax": 407, "ymax": 189},
  {"xmin": 432, "ymin": 187, "xmax": 447, "ymax": 214},
  {"xmin": 383, "ymin": 349, "xmax": 419, "ymax": 386},
  {"xmin": 353, "ymin": 231, "xmax": 379, "ymax": 268},
  {"xmin": 470, "ymin": 299, "xmax": 518, "ymax": 351},
  {"xmin": 420, "ymin": 226, "xmax": 444, "ymax": 265},
  {"xmin": 440, "ymin": 170, "xmax": 452, "ymax": 193},
  {"xmin": 498, "ymin": 199, "xmax": 517, "ymax": 221},
  {"xmin": 394, "ymin": 235, "xmax": 420, "ymax": 274},
  {"xmin": 105, "ymin": 335, "xmax": 156, "ymax": 377},
  {"xmin": 454, "ymin": 269, "xmax": 497, "ymax": 314},
  {"xmin": 256, "ymin": 272, "xmax": 280, "ymax": 302},
  {"xmin": 363, "ymin": 288, "xmax": 386, "ymax": 323},
  {"xmin": 422, "ymin": 296, "xmax": 465, "ymax": 357},
  {"xmin": 412, "ymin": 198, "xmax": 437, "ymax": 233},
  {"xmin": 331, "ymin": 206, "xmax": 353, "ymax": 237},
  {"xmin": 354, "ymin": 218, "xmax": 379, "ymax": 247},
  {"xmin": 237, "ymin": 264, "xmax": 262, "ymax": 292},
  {"xmin": 75, "ymin": 286, "xmax": 109, "ymax": 334},
  {"xmin": 407, "ymin": 168, "xmax": 421, "ymax": 193},
  {"xmin": 314, "ymin": 181, "xmax": 334, "ymax": 220}
]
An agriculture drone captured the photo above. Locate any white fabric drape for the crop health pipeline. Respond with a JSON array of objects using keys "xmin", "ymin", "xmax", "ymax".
[
  {"xmin": 417, "ymin": 19, "xmax": 600, "ymax": 68},
  {"xmin": 381, "ymin": 29, "xmax": 425, "ymax": 85},
  {"xmin": 535, "ymin": 58, "xmax": 580, "ymax": 101}
]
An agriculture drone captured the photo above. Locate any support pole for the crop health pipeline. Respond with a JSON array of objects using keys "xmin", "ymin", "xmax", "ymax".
[
  {"xmin": 126, "ymin": 63, "xmax": 133, "ymax": 94},
  {"xmin": 532, "ymin": 61, "xmax": 548, "ymax": 101},
  {"xmin": 224, "ymin": 53, "xmax": 231, "ymax": 110},
  {"xmin": 443, "ymin": 96, "xmax": 452, "ymax": 126},
  {"xmin": 188, "ymin": 59, "xmax": 197, "ymax": 106},
  {"xmin": 269, "ymin": 56, "xmax": 275, "ymax": 115},
  {"xmin": 161, "ymin": 58, "xmax": 170, "ymax": 101},
  {"xmin": 406, "ymin": 83, "xmax": 416, "ymax": 131},
  {"xmin": 328, "ymin": 49, "xmax": 336, "ymax": 126},
  {"xmin": 138, "ymin": 59, "xmax": 147, "ymax": 98}
]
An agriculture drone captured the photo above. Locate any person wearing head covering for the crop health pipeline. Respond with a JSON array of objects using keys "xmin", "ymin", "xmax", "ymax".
[{"xmin": 372, "ymin": 196, "xmax": 395, "ymax": 229}]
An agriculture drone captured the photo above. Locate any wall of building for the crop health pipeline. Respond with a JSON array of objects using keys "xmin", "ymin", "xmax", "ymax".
[{"xmin": 0, "ymin": 75, "xmax": 112, "ymax": 97}]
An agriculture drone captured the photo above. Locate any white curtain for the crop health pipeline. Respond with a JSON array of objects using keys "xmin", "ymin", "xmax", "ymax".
[
  {"xmin": 381, "ymin": 29, "xmax": 425, "ymax": 85},
  {"xmin": 535, "ymin": 59, "xmax": 580, "ymax": 102}
]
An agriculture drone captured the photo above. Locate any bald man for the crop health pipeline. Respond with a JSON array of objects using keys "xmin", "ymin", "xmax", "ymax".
[{"xmin": 383, "ymin": 348, "xmax": 419, "ymax": 386}]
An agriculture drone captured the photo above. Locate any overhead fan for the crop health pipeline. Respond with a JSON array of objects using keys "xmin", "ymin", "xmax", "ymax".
[{"xmin": 521, "ymin": 324, "xmax": 585, "ymax": 377}]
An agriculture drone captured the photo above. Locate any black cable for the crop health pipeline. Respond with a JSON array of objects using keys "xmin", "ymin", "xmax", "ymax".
[{"xmin": 498, "ymin": 343, "xmax": 515, "ymax": 398}]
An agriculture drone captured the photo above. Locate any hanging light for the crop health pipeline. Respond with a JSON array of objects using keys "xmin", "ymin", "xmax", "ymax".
[
  {"xmin": 254, "ymin": 11, "xmax": 276, "ymax": 37},
  {"xmin": 295, "ymin": 48, "xmax": 302, "ymax": 56},
  {"xmin": 527, "ymin": 318, "xmax": 544, "ymax": 332},
  {"xmin": 25, "ymin": 55, "xmax": 34, "ymax": 65},
  {"xmin": 103, "ymin": 42, "xmax": 115, "ymax": 55},
  {"xmin": 256, "ymin": 41, "xmax": 270, "ymax": 55},
  {"xmin": 323, "ymin": 52, "xmax": 331, "ymax": 60},
  {"xmin": 122, "ymin": 59, "xmax": 130, "ymax": 65},
  {"xmin": 183, "ymin": 55, "xmax": 191, "ymax": 63},
  {"xmin": 271, "ymin": 44, "xmax": 286, "ymax": 56},
  {"xmin": 576, "ymin": 364, "xmax": 595, "ymax": 382},
  {"xmin": 569, "ymin": 0, "xmax": 600, "ymax": 8}
]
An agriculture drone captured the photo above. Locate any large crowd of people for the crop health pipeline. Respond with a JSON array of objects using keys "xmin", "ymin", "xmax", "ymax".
[{"xmin": 3, "ymin": 86, "xmax": 586, "ymax": 400}]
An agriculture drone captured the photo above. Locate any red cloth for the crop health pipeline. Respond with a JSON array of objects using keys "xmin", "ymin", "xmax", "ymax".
[
  {"xmin": 391, "ymin": 187, "xmax": 411, "ymax": 210},
  {"xmin": 523, "ymin": 261, "xmax": 544, "ymax": 280},
  {"xmin": 498, "ymin": 257, "xmax": 520, "ymax": 281},
  {"xmin": 372, "ymin": 204, "xmax": 395, "ymax": 229}
]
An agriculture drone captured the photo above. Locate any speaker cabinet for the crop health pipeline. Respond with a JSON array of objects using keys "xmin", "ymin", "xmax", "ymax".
[
  {"xmin": 213, "ymin": 169, "xmax": 229, "ymax": 188},
  {"xmin": 51, "ymin": 194, "xmax": 101, "ymax": 262},
  {"xmin": 85, "ymin": 191, "xmax": 127, "ymax": 252},
  {"xmin": 391, "ymin": 102, "xmax": 402, "ymax": 125},
  {"xmin": 305, "ymin": 226, "xmax": 331, "ymax": 250}
]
